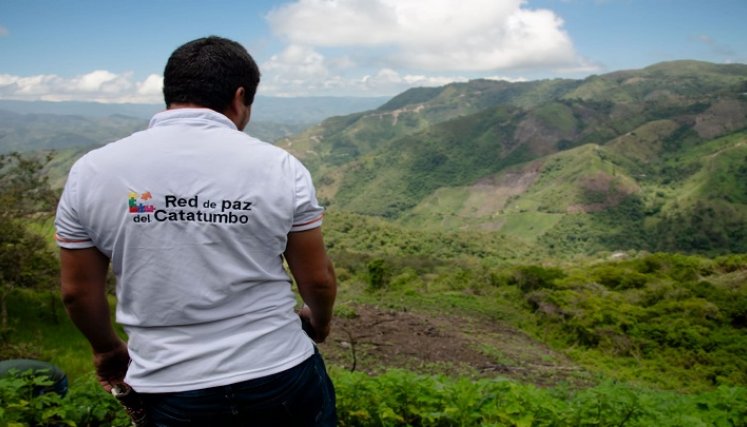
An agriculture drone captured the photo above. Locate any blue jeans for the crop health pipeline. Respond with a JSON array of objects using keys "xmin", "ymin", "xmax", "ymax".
[{"xmin": 140, "ymin": 350, "xmax": 336, "ymax": 426}]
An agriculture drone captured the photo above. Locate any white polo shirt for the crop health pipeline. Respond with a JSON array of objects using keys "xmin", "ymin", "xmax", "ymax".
[{"xmin": 55, "ymin": 108, "xmax": 323, "ymax": 392}]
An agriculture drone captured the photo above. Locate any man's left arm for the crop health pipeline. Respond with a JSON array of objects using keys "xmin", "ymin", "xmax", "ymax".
[{"xmin": 60, "ymin": 247, "xmax": 129, "ymax": 391}]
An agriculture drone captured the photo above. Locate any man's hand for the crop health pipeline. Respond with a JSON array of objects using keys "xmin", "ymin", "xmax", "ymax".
[
  {"xmin": 298, "ymin": 305, "xmax": 331, "ymax": 343},
  {"xmin": 94, "ymin": 340, "xmax": 130, "ymax": 392}
]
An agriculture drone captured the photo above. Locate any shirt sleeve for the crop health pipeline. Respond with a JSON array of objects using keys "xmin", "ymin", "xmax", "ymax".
[
  {"xmin": 55, "ymin": 161, "xmax": 96, "ymax": 249},
  {"xmin": 289, "ymin": 156, "xmax": 324, "ymax": 232}
]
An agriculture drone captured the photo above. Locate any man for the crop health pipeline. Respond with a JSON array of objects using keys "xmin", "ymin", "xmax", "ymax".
[{"xmin": 55, "ymin": 36, "xmax": 337, "ymax": 426}]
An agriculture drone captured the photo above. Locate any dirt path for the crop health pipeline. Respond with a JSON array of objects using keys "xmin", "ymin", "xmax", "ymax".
[{"xmin": 317, "ymin": 304, "xmax": 590, "ymax": 387}]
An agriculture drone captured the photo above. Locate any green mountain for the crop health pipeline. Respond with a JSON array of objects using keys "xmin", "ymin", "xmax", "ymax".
[{"xmin": 279, "ymin": 60, "xmax": 747, "ymax": 255}]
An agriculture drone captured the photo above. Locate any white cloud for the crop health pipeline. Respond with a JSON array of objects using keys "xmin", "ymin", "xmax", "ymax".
[
  {"xmin": 260, "ymin": 45, "xmax": 332, "ymax": 96},
  {"xmin": 137, "ymin": 74, "xmax": 163, "ymax": 96},
  {"xmin": 263, "ymin": 44, "xmax": 329, "ymax": 80},
  {"xmin": 72, "ymin": 70, "xmax": 133, "ymax": 94},
  {"xmin": 361, "ymin": 69, "xmax": 469, "ymax": 94},
  {"xmin": 266, "ymin": 0, "xmax": 587, "ymax": 72},
  {"xmin": 484, "ymin": 75, "xmax": 529, "ymax": 83},
  {"xmin": 0, "ymin": 64, "xmax": 459, "ymax": 101},
  {"xmin": 0, "ymin": 2, "xmax": 593, "ymax": 101},
  {"xmin": 0, "ymin": 71, "xmax": 163, "ymax": 103},
  {"xmin": 260, "ymin": 51, "xmax": 469, "ymax": 97}
]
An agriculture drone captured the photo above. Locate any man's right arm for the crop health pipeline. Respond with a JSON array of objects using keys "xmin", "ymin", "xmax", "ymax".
[
  {"xmin": 284, "ymin": 227, "xmax": 337, "ymax": 343},
  {"xmin": 59, "ymin": 247, "xmax": 129, "ymax": 391}
]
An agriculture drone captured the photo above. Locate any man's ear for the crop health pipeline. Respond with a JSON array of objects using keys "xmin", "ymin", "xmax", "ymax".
[
  {"xmin": 230, "ymin": 87, "xmax": 245, "ymax": 114},
  {"xmin": 225, "ymin": 86, "xmax": 250, "ymax": 129}
]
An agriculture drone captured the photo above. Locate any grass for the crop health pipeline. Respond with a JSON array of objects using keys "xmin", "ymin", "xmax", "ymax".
[
  {"xmin": 499, "ymin": 211, "xmax": 564, "ymax": 241},
  {"xmin": 3, "ymin": 289, "xmax": 124, "ymax": 381}
]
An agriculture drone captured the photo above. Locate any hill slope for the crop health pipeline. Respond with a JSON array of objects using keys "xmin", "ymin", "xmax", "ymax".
[{"xmin": 281, "ymin": 60, "xmax": 747, "ymax": 255}]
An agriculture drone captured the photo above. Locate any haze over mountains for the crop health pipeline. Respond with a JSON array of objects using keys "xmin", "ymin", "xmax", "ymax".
[
  {"xmin": 2, "ymin": 60, "xmax": 745, "ymax": 256},
  {"xmin": 0, "ymin": 95, "xmax": 389, "ymax": 152}
]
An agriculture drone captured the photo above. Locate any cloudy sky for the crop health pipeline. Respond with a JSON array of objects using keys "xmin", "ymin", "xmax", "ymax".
[{"xmin": 1, "ymin": 0, "xmax": 745, "ymax": 103}]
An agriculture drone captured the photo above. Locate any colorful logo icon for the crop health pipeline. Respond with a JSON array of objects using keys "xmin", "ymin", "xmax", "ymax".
[{"xmin": 128, "ymin": 191, "xmax": 156, "ymax": 213}]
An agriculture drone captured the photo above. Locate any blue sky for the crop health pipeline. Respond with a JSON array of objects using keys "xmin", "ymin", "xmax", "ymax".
[{"xmin": 1, "ymin": 0, "xmax": 745, "ymax": 103}]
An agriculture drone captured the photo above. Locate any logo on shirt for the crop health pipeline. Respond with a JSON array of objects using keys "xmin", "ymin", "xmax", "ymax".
[
  {"xmin": 128, "ymin": 191, "xmax": 156, "ymax": 214},
  {"xmin": 128, "ymin": 191, "xmax": 253, "ymax": 225}
]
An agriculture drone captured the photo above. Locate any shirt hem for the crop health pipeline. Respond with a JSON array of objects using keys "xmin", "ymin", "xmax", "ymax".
[{"xmin": 128, "ymin": 346, "xmax": 315, "ymax": 394}]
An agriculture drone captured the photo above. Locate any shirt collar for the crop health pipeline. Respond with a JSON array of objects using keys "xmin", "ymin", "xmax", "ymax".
[{"xmin": 148, "ymin": 108, "xmax": 237, "ymax": 130}]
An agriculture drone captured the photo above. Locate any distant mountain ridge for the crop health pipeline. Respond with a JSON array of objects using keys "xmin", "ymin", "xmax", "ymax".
[
  {"xmin": 0, "ymin": 108, "xmax": 147, "ymax": 153},
  {"xmin": 278, "ymin": 60, "xmax": 747, "ymax": 255},
  {"xmin": 0, "ymin": 95, "xmax": 390, "ymax": 153},
  {"xmin": 0, "ymin": 96, "xmax": 389, "ymax": 124}
]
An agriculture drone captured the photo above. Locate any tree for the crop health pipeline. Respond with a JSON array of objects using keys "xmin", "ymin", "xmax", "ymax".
[{"xmin": 0, "ymin": 152, "xmax": 58, "ymax": 336}]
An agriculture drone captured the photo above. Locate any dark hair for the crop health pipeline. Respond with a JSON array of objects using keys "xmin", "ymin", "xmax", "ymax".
[{"xmin": 163, "ymin": 36, "xmax": 260, "ymax": 112}]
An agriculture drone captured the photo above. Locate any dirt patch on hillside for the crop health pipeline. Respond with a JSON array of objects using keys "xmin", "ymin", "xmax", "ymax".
[
  {"xmin": 317, "ymin": 304, "xmax": 590, "ymax": 387},
  {"xmin": 567, "ymin": 172, "xmax": 637, "ymax": 213},
  {"xmin": 695, "ymin": 99, "xmax": 747, "ymax": 139},
  {"xmin": 462, "ymin": 162, "xmax": 542, "ymax": 218}
]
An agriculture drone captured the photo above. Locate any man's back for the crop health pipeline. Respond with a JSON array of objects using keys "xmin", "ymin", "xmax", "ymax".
[{"xmin": 57, "ymin": 108, "xmax": 322, "ymax": 392}]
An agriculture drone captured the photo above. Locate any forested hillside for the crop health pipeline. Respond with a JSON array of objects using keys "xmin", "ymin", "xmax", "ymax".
[{"xmin": 279, "ymin": 60, "xmax": 747, "ymax": 256}]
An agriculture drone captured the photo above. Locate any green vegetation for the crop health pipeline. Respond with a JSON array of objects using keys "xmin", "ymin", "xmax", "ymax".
[
  {"xmin": 0, "ymin": 153, "xmax": 58, "ymax": 337},
  {"xmin": 3, "ymin": 251, "xmax": 746, "ymax": 425},
  {"xmin": 3, "ymin": 369, "xmax": 745, "ymax": 426},
  {"xmin": 325, "ymin": 231, "xmax": 747, "ymax": 392},
  {"xmin": 0, "ymin": 369, "xmax": 130, "ymax": 426},
  {"xmin": 335, "ymin": 370, "xmax": 747, "ymax": 427}
]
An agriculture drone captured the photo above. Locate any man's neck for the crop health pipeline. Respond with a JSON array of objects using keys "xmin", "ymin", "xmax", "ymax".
[{"xmin": 167, "ymin": 102, "xmax": 208, "ymax": 110}]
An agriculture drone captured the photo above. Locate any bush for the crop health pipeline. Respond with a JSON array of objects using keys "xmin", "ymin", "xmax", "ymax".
[
  {"xmin": 592, "ymin": 265, "xmax": 648, "ymax": 289},
  {"xmin": 366, "ymin": 259, "xmax": 389, "ymax": 290},
  {"xmin": 509, "ymin": 265, "xmax": 566, "ymax": 292}
]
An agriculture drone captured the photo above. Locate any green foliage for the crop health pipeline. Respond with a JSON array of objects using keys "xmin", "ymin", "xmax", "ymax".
[
  {"xmin": 509, "ymin": 265, "xmax": 566, "ymax": 292},
  {"xmin": 653, "ymin": 200, "xmax": 747, "ymax": 254},
  {"xmin": 333, "ymin": 369, "xmax": 747, "ymax": 427},
  {"xmin": 0, "ymin": 152, "xmax": 58, "ymax": 216},
  {"xmin": 2, "ymin": 368, "xmax": 743, "ymax": 427},
  {"xmin": 0, "ymin": 218, "xmax": 57, "ymax": 334},
  {"xmin": 523, "ymin": 254, "xmax": 747, "ymax": 389},
  {"xmin": 330, "ymin": 248, "xmax": 747, "ymax": 391},
  {"xmin": 0, "ymin": 371, "xmax": 130, "ymax": 426},
  {"xmin": 0, "ymin": 153, "xmax": 59, "ymax": 337},
  {"xmin": 0, "ymin": 370, "xmax": 72, "ymax": 427},
  {"xmin": 325, "ymin": 210, "xmax": 537, "ymax": 266},
  {"xmin": 591, "ymin": 265, "xmax": 648, "ymax": 290},
  {"xmin": 366, "ymin": 259, "xmax": 389, "ymax": 291}
]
